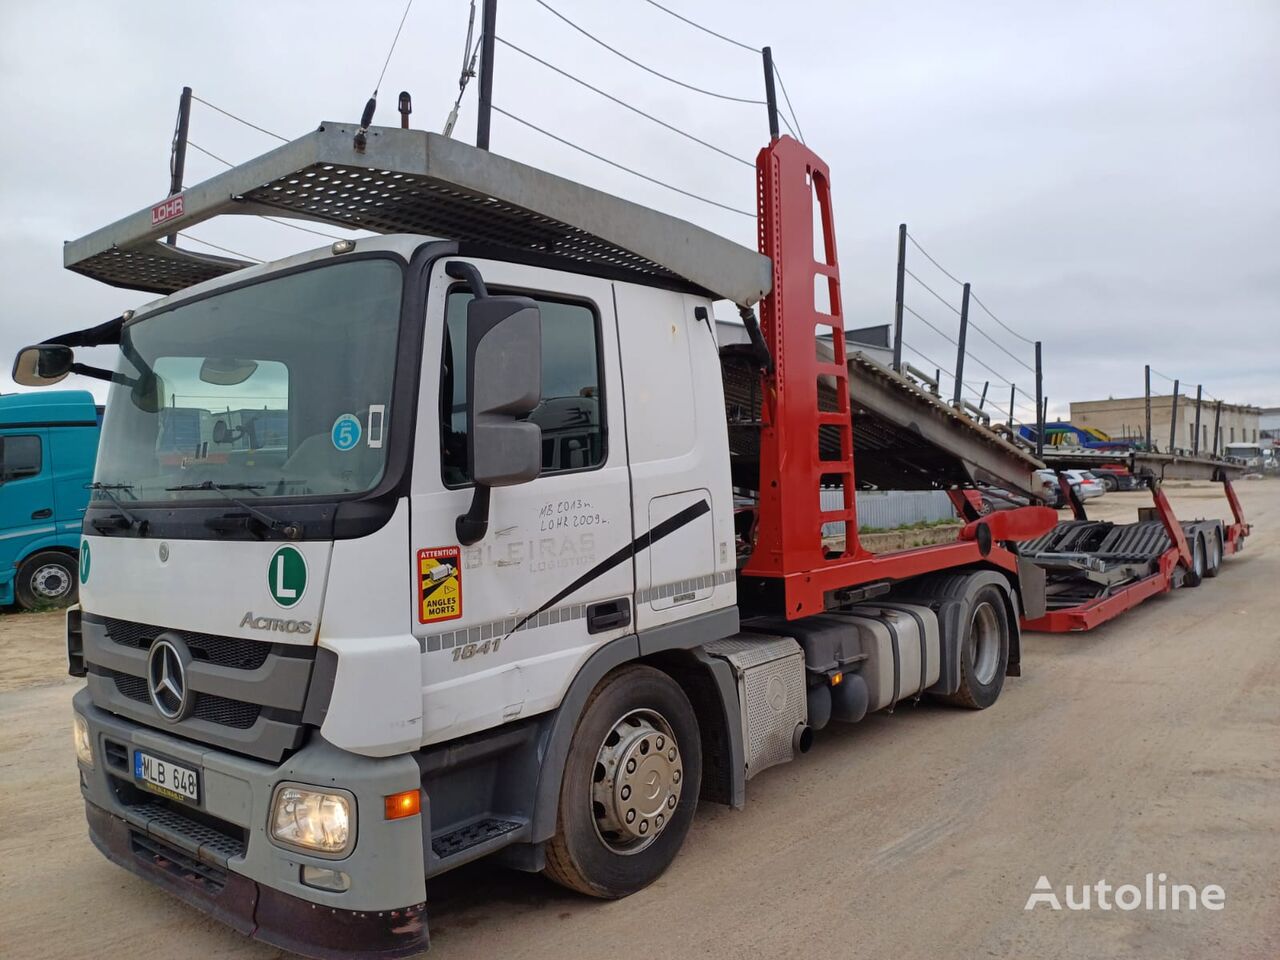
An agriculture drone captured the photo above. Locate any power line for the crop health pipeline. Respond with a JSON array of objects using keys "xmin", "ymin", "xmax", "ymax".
[
  {"xmin": 905, "ymin": 231, "xmax": 963, "ymax": 285},
  {"xmin": 966, "ymin": 318, "xmax": 1036, "ymax": 374},
  {"xmin": 907, "ymin": 230, "xmax": 1037, "ymax": 346},
  {"xmin": 638, "ymin": 0, "xmax": 759, "ymax": 53},
  {"xmin": 493, "ymin": 106, "xmax": 755, "ymax": 217},
  {"xmin": 496, "ymin": 36, "xmax": 753, "ymax": 168},
  {"xmin": 905, "ymin": 267, "xmax": 961, "ymax": 316},
  {"xmin": 189, "ymin": 143, "xmax": 351, "ymax": 241},
  {"xmin": 187, "ymin": 141, "xmax": 233, "ymax": 167},
  {"xmin": 371, "ymin": 0, "xmax": 416, "ymax": 96},
  {"xmin": 191, "ymin": 95, "xmax": 288, "ymax": 142},
  {"xmin": 532, "ymin": 0, "xmax": 765, "ymax": 105},
  {"xmin": 181, "ymin": 234, "xmax": 261, "ymax": 262},
  {"xmin": 634, "ymin": 0, "xmax": 805, "ymax": 142},
  {"xmin": 969, "ymin": 291, "xmax": 1035, "ymax": 346},
  {"xmin": 771, "ymin": 61, "xmax": 805, "ymax": 143}
]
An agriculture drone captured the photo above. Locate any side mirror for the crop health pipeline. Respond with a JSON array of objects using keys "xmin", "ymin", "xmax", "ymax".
[
  {"xmin": 456, "ymin": 294, "xmax": 542, "ymax": 544},
  {"xmin": 12, "ymin": 344, "xmax": 74, "ymax": 387}
]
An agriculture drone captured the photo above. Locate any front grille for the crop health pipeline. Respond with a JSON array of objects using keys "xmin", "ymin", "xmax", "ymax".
[
  {"xmin": 103, "ymin": 617, "xmax": 271, "ymax": 670},
  {"xmin": 85, "ymin": 613, "xmax": 314, "ymax": 762},
  {"xmin": 109, "ymin": 669, "xmax": 263, "ymax": 729}
]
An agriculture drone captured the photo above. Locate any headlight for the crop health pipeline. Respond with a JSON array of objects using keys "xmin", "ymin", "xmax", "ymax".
[
  {"xmin": 270, "ymin": 785, "xmax": 355, "ymax": 857},
  {"xmin": 73, "ymin": 714, "xmax": 93, "ymax": 768}
]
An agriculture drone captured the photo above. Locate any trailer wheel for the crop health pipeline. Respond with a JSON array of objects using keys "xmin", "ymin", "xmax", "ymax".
[
  {"xmin": 543, "ymin": 664, "xmax": 701, "ymax": 899},
  {"xmin": 1183, "ymin": 533, "xmax": 1206, "ymax": 588},
  {"xmin": 15, "ymin": 551, "xmax": 78, "ymax": 610},
  {"xmin": 939, "ymin": 584, "xmax": 1010, "ymax": 710},
  {"xmin": 1204, "ymin": 529, "xmax": 1223, "ymax": 579},
  {"xmin": 1098, "ymin": 473, "xmax": 1118, "ymax": 493}
]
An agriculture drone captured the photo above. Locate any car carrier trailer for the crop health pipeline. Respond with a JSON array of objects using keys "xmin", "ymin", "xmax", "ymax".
[
  {"xmin": 1011, "ymin": 452, "xmax": 1250, "ymax": 632},
  {"xmin": 11, "ymin": 120, "xmax": 1236, "ymax": 957}
]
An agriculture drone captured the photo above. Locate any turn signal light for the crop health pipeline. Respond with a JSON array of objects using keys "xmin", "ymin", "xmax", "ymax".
[
  {"xmin": 384, "ymin": 789, "xmax": 421, "ymax": 820},
  {"xmin": 830, "ymin": 671, "xmax": 844, "ymax": 686}
]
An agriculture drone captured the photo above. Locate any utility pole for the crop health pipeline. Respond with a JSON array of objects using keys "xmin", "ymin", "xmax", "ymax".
[
  {"xmin": 892, "ymin": 224, "xmax": 906, "ymax": 372},
  {"xmin": 166, "ymin": 86, "xmax": 192, "ymax": 246},
  {"xmin": 475, "ymin": 0, "xmax": 497, "ymax": 149},
  {"xmin": 952, "ymin": 282, "xmax": 970, "ymax": 407}
]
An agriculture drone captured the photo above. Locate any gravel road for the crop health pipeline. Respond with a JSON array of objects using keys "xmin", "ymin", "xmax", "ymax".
[{"xmin": 2, "ymin": 481, "xmax": 1276, "ymax": 959}]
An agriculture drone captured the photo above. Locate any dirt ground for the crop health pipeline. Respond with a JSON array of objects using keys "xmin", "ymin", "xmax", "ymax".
[{"xmin": 1, "ymin": 480, "xmax": 1277, "ymax": 959}]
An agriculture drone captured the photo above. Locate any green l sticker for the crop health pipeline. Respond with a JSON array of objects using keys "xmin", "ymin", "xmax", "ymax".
[
  {"xmin": 268, "ymin": 545, "xmax": 307, "ymax": 608},
  {"xmin": 80, "ymin": 540, "xmax": 91, "ymax": 584}
]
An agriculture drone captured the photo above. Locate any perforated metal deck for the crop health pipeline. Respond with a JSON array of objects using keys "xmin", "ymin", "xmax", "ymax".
[{"xmin": 65, "ymin": 122, "xmax": 772, "ymax": 302}]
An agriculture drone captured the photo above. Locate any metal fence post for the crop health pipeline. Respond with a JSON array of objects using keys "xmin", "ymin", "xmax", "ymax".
[
  {"xmin": 1144, "ymin": 364, "xmax": 1152, "ymax": 450},
  {"xmin": 892, "ymin": 224, "xmax": 906, "ymax": 372},
  {"xmin": 1192, "ymin": 384, "xmax": 1203, "ymax": 455},
  {"xmin": 952, "ymin": 282, "xmax": 970, "ymax": 407},
  {"xmin": 762, "ymin": 47, "xmax": 779, "ymax": 142},
  {"xmin": 1211, "ymin": 400, "xmax": 1222, "ymax": 455},
  {"xmin": 476, "ymin": 0, "xmax": 497, "ymax": 149},
  {"xmin": 1034, "ymin": 341, "xmax": 1044, "ymax": 458},
  {"xmin": 1168, "ymin": 379, "xmax": 1180, "ymax": 452},
  {"xmin": 1008, "ymin": 383, "xmax": 1016, "ymax": 432},
  {"xmin": 166, "ymin": 86, "xmax": 192, "ymax": 246}
]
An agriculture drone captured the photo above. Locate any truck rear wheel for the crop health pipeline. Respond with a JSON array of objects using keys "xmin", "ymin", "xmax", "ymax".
[
  {"xmin": 1183, "ymin": 533, "xmax": 1206, "ymax": 588},
  {"xmin": 938, "ymin": 584, "xmax": 1010, "ymax": 710},
  {"xmin": 15, "ymin": 551, "xmax": 78, "ymax": 610},
  {"xmin": 1204, "ymin": 529, "xmax": 1223, "ymax": 578},
  {"xmin": 543, "ymin": 664, "xmax": 701, "ymax": 899}
]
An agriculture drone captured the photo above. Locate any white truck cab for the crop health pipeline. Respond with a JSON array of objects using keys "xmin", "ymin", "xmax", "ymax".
[{"xmin": 25, "ymin": 123, "xmax": 1039, "ymax": 957}]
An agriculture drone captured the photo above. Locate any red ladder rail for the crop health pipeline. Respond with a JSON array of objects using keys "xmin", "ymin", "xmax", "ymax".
[{"xmin": 742, "ymin": 136, "xmax": 1054, "ymax": 618}]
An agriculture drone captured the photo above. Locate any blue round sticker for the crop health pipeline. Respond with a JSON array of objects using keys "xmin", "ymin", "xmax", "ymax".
[{"xmin": 331, "ymin": 414, "xmax": 362, "ymax": 452}]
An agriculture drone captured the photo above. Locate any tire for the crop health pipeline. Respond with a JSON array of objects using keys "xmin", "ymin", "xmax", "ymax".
[
  {"xmin": 1204, "ymin": 529, "xmax": 1223, "ymax": 578},
  {"xmin": 543, "ymin": 664, "xmax": 702, "ymax": 899},
  {"xmin": 1183, "ymin": 533, "xmax": 1206, "ymax": 588},
  {"xmin": 938, "ymin": 584, "xmax": 1011, "ymax": 710},
  {"xmin": 1098, "ymin": 473, "xmax": 1118, "ymax": 493},
  {"xmin": 15, "ymin": 551, "xmax": 79, "ymax": 611}
]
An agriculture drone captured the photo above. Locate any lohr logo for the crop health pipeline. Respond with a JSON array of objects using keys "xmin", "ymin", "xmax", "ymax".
[{"xmin": 268, "ymin": 545, "xmax": 307, "ymax": 608}]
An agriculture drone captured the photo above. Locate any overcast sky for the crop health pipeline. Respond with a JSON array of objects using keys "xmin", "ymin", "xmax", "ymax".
[{"xmin": 1, "ymin": 0, "xmax": 1276, "ymax": 418}]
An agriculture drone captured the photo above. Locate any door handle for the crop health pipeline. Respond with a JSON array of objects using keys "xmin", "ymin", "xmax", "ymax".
[
  {"xmin": 31, "ymin": 508, "xmax": 52, "ymax": 520},
  {"xmin": 587, "ymin": 598, "xmax": 632, "ymax": 635}
]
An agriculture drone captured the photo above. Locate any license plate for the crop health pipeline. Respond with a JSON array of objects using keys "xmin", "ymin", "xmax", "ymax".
[{"xmin": 133, "ymin": 750, "xmax": 200, "ymax": 804}]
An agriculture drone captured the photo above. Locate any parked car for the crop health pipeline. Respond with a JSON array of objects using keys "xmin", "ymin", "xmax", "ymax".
[
  {"xmin": 1064, "ymin": 469, "xmax": 1106, "ymax": 501},
  {"xmin": 1090, "ymin": 463, "xmax": 1141, "ymax": 492},
  {"xmin": 0, "ymin": 390, "xmax": 101, "ymax": 609}
]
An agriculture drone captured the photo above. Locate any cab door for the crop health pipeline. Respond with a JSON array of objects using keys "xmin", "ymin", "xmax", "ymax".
[
  {"xmin": 410, "ymin": 257, "xmax": 634, "ymax": 745},
  {"xmin": 0, "ymin": 431, "xmax": 54, "ymax": 568}
]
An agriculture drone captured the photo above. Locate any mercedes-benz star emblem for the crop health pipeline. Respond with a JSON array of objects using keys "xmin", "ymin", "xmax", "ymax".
[{"xmin": 146, "ymin": 637, "xmax": 191, "ymax": 721}]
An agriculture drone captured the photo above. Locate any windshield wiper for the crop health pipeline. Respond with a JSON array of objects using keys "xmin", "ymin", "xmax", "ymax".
[
  {"xmin": 88, "ymin": 482, "xmax": 149, "ymax": 535},
  {"xmin": 166, "ymin": 481, "xmax": 301, "ymax": 540}
]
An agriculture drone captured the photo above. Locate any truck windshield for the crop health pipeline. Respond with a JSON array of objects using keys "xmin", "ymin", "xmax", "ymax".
[{"xmin": 94, "ymin": 257, "xmax": 403, "ymax": 503}]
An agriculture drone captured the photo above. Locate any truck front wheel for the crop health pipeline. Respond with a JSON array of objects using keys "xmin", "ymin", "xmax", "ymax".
[
  {"xmin": 15, "ymin": 551, "xmax": 78, "ymax": 610},
  {"xmin": 543, "ymin": 664, "xmax": 701, "ymax": 898}
]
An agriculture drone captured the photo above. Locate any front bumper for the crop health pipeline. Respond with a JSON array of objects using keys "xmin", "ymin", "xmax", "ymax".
[{"xmin": 75, "ymin": 688, "xmax": 429, "ymax": 958}]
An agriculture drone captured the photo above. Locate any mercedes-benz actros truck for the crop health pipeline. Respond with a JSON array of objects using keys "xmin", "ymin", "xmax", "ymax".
[{"xmin": 17, "ymin": 122, "xmax": 1075, "ymax": 957}]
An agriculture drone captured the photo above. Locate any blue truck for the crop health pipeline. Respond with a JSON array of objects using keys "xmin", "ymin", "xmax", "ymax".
[{"xmin": 0, "ymin": 390, "xmax": 101, "ymax": 609}]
